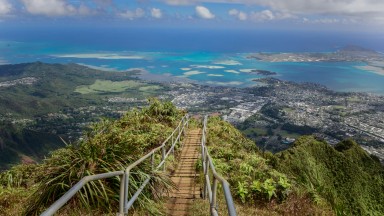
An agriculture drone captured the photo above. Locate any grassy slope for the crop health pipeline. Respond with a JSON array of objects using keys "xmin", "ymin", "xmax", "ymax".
[
  {"xmin": 0, "ymin": 62, "xmax": 164, "ymax": 170},
  {"xmin": 0, "ymin": 124, "xmax": 64, "ymax": 170},
  {"xmin": 205, "ymin": 117, "xmax": 330, "ymax": 215},
  {"xmin": 1, "ymin": 107, "xmax": 383, "ymax": 215},
  {"xmin": 206, "ymin": 117, "xmax": 384, "ymax": 215},
  {"xmin": 274, "ymin": 136, "xmax": 384, "ymax": 215},
  {"xmin": 0, "ymin": 100, "xmax": 184, "ymax": 215}
]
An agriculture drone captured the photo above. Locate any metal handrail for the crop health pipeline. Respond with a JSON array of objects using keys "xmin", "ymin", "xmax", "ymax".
[
  {"xmin": 41, "ymin": 114, "xmax": 189, "ymax": 216},
  {"xmin": 201, "ymin": 115, "xmax": 237, "ymax": 216}
]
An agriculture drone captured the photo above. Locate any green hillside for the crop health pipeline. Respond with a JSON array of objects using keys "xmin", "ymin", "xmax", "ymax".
[
  {"xmin": 0, "ymin": 62, "xmax": 160, "ymax": 117},
  {"xmin": 274, "ymin": 136, "xmax": 384, "ymax": 215},
  {"xmin": 0, "ymin": 123, "xmax": 64, "ymax": 170},
  {"xmin": 0, "ymin": 62, "xmax": 165, "ymax": 170},
  {"xmin": 1, "ymin": 104, "xmax": 383, "ymax": 215},
  {"xmin": 205, "ymin": 117, "xmax": 384, "ymax": 215},
  {"xmin": 1, "ymin": 100, "xmax": 184, "ymax": 215}
]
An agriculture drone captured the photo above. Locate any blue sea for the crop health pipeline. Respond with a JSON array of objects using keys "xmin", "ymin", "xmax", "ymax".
[{"xmin": 1, "ymin": 27, "xmax": 384, "ymax": 94}]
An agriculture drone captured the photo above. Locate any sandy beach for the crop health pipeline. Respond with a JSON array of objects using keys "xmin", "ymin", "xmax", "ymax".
[{"xmin": 356, "ymin": 64, "xmax": 384, "ymax": 76}]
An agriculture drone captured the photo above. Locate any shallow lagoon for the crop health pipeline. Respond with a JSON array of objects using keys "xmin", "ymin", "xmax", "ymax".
[{"xmin": 1, "ymin": 41, "xmax": 384, "ymax": 94}]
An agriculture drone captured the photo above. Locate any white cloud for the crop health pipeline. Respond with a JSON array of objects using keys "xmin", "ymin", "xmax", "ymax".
[
  {"xmin": 0, "ymin": 0, "xmax": 12, "ymax": 16},
  {"xmin": 228, "ymin": 9, "xmax": 238, "ymax": 16},
  {"xmin": 304, "ymin": 17, "xmax": 358, "ymax": 25},
  {"xmin": 151, "ymin": 8, "xmax": 163, "ymax": 19},
  {"xmin": 118, "ymin": 8, "xmax": 145, "ymax": 20},
  {"xmin": 195, "ymin": 5, "xmax": 215, "ymax": 19},
  {"xmin": 253, "ymin": 0, "xmax": 384, "ymax": 15},
  {"xmin": 238, "ymin": 11, "xmax": 248, "ymax": 21},
  {"xmin": 228, "ymin": 9, "xmax": 247, "ymax": 21},
  {"xmin": 250, "ymin": 10, "xmax": 275, "ymax": 21},
  {"xmin": 161, "ymin": 0, "xmax": 384, "ymax": 22},
  {"xmin": 164, "ymin": 0, "xmax": 197, "ymax": 5},
  {"xmin": 21, "ymin": 0, "xmax": 94, "ymax": 17},
  {"xmin": 250, "ymin": 9, "xmax": 295, "ymax": 21}
]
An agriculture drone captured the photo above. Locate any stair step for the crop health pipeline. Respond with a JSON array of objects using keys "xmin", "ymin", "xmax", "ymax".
[
  {"xmin": 180, "ymin": 162, "xmax": 198, "ymax": 165},
  {"xmin": 176, "ymin": 185, "xmax": 200, "ymax": 190},
  {"xmin": 166, "ymin": 210, "xmax": 189, "ymax": 216},
  {"xmin": 173, "ymin": 170, "xmax": 198, "ymax": 174},
  {"xmin": 180, "ymin": 158, "xmax": 198, "ymax": 163},
  {"xmin": 168, "ymin": 192, "xmax": 200, "ymax": 198},
  {"xmin": 180, "ymin": 152, "xmax": 199, "ymax": 154},
  {"xmin": 176, "ymin": 164, "xmax": 197, "ymax": 168},
  {"xmin": 165, "ymin": 129, "xmax": 202, "ymax": 215},
  {"xmin": 181, "ymin": 154, "xmax": 199, "ymax": 157},
  {"xmin": 173, "ymin": 174, "xmax": 199, "ymax": 178},
  {"xmin": 167, "ymin": 198, "xmax": 193, "ymax": 204},
  {"xmin": 169, "ymin": 187, "xmax": 200, "ymax": 193},
  {"xmin": 166, "ymin": 203, "xmax": 191, "ymax": 210},
  {"xmin": 174, "ymin": 170, "xmax": 196, "ymax": 173},
  {"xmin": 173, "ymin": 168, "xmax": 198, "ymax": 175},
  {"xmin": 174, "ymin": 170, "xmax": 197, "ymax": 174}
]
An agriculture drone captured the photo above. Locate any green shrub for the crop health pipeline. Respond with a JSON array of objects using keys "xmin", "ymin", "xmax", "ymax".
[
  {"xmin": 0, "ymin": 164, "xmax": 38, "ymax": 188},
  {"xmin": 23, "ymin": 99, "xmax": 184, "ymax": 215},
  {"xmin": 206, "ymin": 116, "xmax": 291, "ymax": 204},
  {"xmin": 275, "ymin": 136, "xmax": 384, "ymax": 215}
]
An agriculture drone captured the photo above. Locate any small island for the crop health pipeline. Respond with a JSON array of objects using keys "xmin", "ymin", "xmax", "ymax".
[
  {"xmin": 248, "ymin": 45, "xmax": 384, "ymax": 63},
  {"xmin": 251, "ymin": 69, "xmax": 277, "ymax": 76}
]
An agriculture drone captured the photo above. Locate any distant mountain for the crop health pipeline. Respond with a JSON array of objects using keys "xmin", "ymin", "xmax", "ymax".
[
  {"xmin": 337, "ymin": 45, "xmax": 382, "ymax": 59},
  {"xmin": 251, "ymin": 44, "xmax": 383, "ymax": 62},
  {"xmin": 338, "ymin": 45, "xmax": 378, "ymax": 53}
]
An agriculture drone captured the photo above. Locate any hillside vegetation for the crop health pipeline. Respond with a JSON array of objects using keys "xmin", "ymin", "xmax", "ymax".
[
  {"xmin": 0, "ymin": 123, "xmax": 64, "ymax": 170},
  {"xmin": 0, "ymin": 62, "xmax": 165, "ymax": 170},
  {"xmin": 0, "ymin": 62, "xmax": 163, "ymax": 117},
  {"xmin": 0, "ymin": 99, "xmax": 184, "ymax": 215},
  {"xmin": 1, "ymin": 105, "xmax": 383, "ymax": 215},
  {"xmin": 274, "ymin": 136, "xmax": 384, "ymax": 215},
  {"xmin": 206, "ymin": 116, "xmax": 384, "ymax": 215}
]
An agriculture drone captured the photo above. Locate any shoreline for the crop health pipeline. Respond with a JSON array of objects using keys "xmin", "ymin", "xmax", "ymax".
[{"xmin": 356, "ymin": 65, "xmax": 384, "ymax": 76}]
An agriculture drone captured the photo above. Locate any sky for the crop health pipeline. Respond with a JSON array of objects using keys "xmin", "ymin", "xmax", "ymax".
[{"xmin": 0, "ymin": 0, "xmax": 384, "ymax": 32}]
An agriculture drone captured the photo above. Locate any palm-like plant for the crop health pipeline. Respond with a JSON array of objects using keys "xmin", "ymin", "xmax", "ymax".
[{"xmin": 24, "ymin": 99, "xmax": 183, "ymax": 215}]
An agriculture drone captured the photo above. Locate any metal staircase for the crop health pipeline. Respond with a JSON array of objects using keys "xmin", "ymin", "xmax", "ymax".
[{"xmin": 41, "ymin": 115, "xmax": 237, "ymax": 216}]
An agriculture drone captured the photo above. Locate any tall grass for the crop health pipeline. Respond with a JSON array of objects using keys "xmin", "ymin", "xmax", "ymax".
[
  {"xmin": 23, "ymin": 99, "xmax": 184, "ymax": 215},
  {"xmin": 274, "ymin": 136, "xmax": 384, "ymax": 215},
  {"xmin": 204, "ymin": 116, "xmax": 333, "ymax": 215},
  {"xmin": 206, "ymin": 117, "xmax": 291, "ymax": 204}
]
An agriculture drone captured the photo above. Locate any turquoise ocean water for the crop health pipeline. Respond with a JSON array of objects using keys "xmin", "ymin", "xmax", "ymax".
[{"xmin": 1, "ymin": 39, "xmax": 384, "ymax": 94}]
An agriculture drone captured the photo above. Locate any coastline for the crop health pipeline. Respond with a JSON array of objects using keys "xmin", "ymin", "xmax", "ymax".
[{"xmin": 356, "ymin": 65, "xmax": 384, "ymax": 76}]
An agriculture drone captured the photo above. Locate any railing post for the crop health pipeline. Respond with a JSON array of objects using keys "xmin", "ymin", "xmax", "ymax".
[
  {"xmin": 203, "ymin": 153, "xmax": 209, "ymax": 200},
  {"xmin": 119, "ymin": 174, "xmax": 125, "ymax": 216},
  {"xmin": 211, "ymin": 178, "xmax": 218, "ymax": 215},
  {"xmin": 201, "ymin": 128, "xmax": 206, "ymax": 199},
  {"xmin": 178, "ymin": 130, "xmax": 181, "ymax": 144},
  {"xmin": 172, "ymin": 134, "xmax": 175, "ymax": 149},
  {"xmin": 162, "ymin": 147, "xmax": 166, "ymax": 171},
  {"xmin": 178, "ymin": 123, "xmax": 181, "ymax": 136},
  {"xmin": 124, "ymin": 171, "xmax": 130, "ymax": 214}
]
